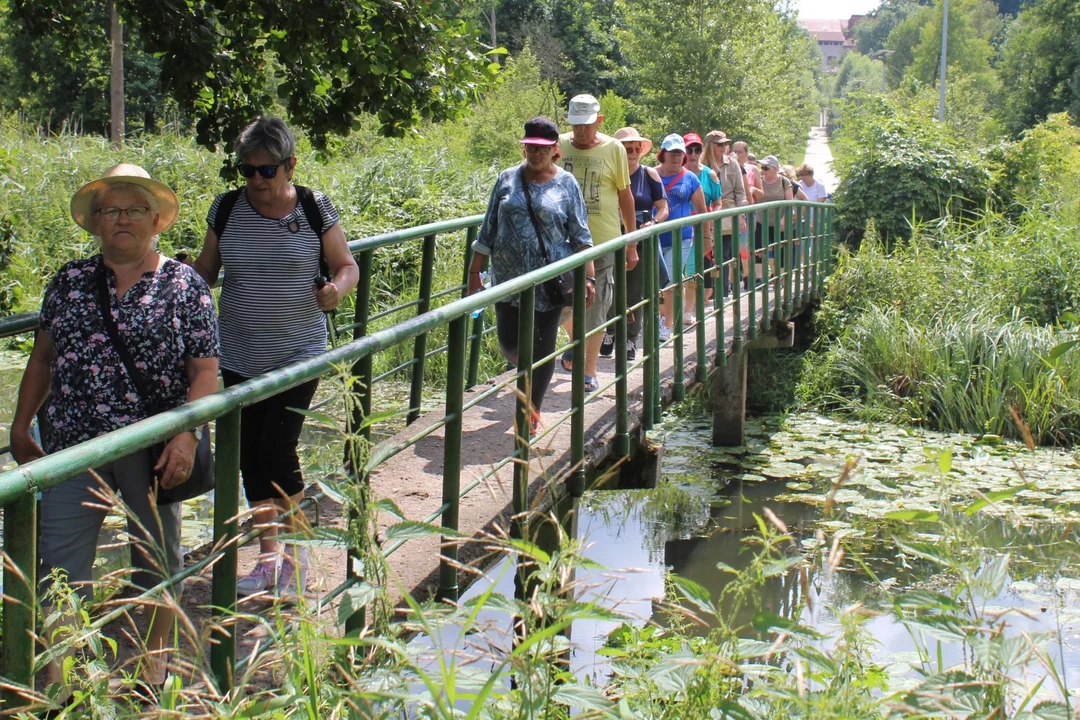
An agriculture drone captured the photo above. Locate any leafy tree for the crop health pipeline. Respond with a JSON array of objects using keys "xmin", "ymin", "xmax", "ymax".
[
  {"xmin": 908, "ymin": 0, "xmax": 1001, "ymax": 95},
  {"xmin": 883, "ymin": 5, "xmax": 935, "ymax": 88},
  {"xmin": 620, "ymin": 0, "xmax": 817, "ymax": 161},
  {"xmin": 826, "ymin": 52, "xmax": 886, "ymax": 128},
  {"xmin": 853, "ymin": 0, "xmax": 930, "ymax": 56},
  {"xmin": 6, "ymin": 0, "xmax": 499, "ymax": 152},
  {"xmin": 997, "ymin": 0, "xmax": 1080, "ymax": 134}
]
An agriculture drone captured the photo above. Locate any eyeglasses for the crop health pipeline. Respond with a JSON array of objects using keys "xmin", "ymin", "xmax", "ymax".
[
  {"xmin": 624, "ymin": 144, "xmax": 643, "ymax": 154},
  {"xmin": 524, "ymin": 145, "xmax": 554, "ymax": 154},
  {"xmin": 686, "ymin": 145, "xmax": 703, "ymax": 155},
  {"xmin": 238, "ymin": 161, "xmax": 287, "ymax": 179},
  {"xmin": 95, "ymin": 206, "xmax": 151, "ymax": 221}
]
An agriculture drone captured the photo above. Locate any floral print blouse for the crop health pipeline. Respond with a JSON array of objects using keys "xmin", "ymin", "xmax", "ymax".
[{"xmin": 39, "ymin": 255, "xmax": 220, "ymax": 452}]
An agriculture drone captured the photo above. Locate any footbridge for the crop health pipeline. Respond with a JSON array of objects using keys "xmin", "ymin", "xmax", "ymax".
[{"xmin": 0, "ymin": 198, "xmax": 835, "ymax": 706}]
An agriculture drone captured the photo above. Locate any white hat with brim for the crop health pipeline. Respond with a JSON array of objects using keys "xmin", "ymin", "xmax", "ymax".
[
  {"xmin": 70, "ymin": 163, "xmax": 179, "ymax": 234},
  {"xmin": 613, "ymin": 127, "xmax": 653, "ymax": 155},
  {"xmin": 660, "ymin": 134, "xmax": 687, "ymax": 153},
  {"xmin": 566, "ymin": 94, "xmax": 601, "ymax": 125}
]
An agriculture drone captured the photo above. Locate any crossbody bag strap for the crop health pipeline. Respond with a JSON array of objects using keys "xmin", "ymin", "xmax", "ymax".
[
  {"xmin": 519, "ymin": 165, "xmax": 556, "ymax": 266},
  {"xmin": 663, "ymin": 168, "xmax": 686, "ymax": 194},
  {"xmin": 95, "ymin": 264, "xmax": 155, "ymax": 408}
]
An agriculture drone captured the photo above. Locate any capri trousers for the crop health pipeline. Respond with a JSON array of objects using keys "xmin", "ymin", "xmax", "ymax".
[
  {"xmin": 39, "ymin": 448, "xmax": 183, "ymax": 600},
  {"xmin": 221, "ymin": 369, "xmax": 320, "ymax": 503},
  {"xmin": 495, "ymin": 302, "xmax": 564, "ymax": 411}
]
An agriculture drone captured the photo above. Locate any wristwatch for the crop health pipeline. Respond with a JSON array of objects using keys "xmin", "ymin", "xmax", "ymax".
[{"xmin": 186, "ymin": 426, "xmax": 205, "ymax": 442}]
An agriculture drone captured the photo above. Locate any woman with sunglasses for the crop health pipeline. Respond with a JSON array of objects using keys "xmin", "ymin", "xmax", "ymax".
[
  {"xmin": 193, "ymin": 116, "xmax": 359, "ymax": 601},
  {"xmin": 684, "ymin": 132, "xmax": 721, "ymax": 305}
]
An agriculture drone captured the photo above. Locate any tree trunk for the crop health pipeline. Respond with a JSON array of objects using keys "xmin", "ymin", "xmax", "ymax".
[{"xmin": 109, "ymin": 0, "xmax": 125, "ymax": 147}]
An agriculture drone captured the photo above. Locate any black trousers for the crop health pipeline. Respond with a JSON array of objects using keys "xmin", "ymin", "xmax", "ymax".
[
  {"xmin": 603, "ymin": 241, "xmax": 644, "ymax": 344},
  {"xmin": 494, "ymin": 302, "xmax": 564, "ymax": 411},
  {"xmin": 222, "ymin": 369, "xmax": 319, "ymax": 503}
]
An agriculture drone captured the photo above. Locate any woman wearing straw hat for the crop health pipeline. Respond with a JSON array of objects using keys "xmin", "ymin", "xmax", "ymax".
[
  {"xmin": 598, "ymin": 127, "xmax": 669, "ymax": 359},
  {"xmin": 10, "ymin": 163, "xmax": 220, "ymax": 698}
]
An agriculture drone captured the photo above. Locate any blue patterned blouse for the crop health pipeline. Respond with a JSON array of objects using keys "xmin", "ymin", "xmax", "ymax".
[{"xmin": 473, "ymin": 165, "xmax": 593, "ymax": 312}]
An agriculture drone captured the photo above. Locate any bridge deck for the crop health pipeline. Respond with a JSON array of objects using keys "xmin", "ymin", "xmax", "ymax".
[{"xmin": 143, "ymin": 279, "xmax": 805, "ymax": 668}]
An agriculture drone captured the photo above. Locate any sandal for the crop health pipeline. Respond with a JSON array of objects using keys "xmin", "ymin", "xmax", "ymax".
[
  {"xmin": 560, "ymin": 350, "xmax": 573, "ymax": 373},
  {"xmin": 583, "ymin": 375, "xmax": 599, "ymax": 393}
]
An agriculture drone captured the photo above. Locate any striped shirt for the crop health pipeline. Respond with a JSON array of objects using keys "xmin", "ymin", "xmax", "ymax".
[{"xmin": 206, "ymin": 188, "xmax": 340, "ymax": 376}]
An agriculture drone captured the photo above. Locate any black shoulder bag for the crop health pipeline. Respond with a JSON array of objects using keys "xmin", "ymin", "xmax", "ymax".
[
  {"xmin": 519, "ymin": 165, "xmax": 574, "ymax": 308},
  {"xmin": 95, "ymin": 265, "xmax": 215, "ymax": 505}
]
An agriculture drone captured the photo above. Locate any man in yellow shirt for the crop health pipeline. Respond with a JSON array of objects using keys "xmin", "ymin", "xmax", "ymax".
[{"xmin": 557, "ymin": 94, "xmax": 637, "ymax": 391}]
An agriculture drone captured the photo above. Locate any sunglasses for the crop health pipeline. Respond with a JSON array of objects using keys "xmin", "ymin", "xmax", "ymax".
[
  {"xmin": 524, "ymin": 144, "xmax": 554, "ymax": 154},
  {"xmin": 237, "ymin": 161, "xmax": 287, "ymax": 179},
  {"xmin": 686, "ymin": 145, "xmax": 703, "ymax": 154}
]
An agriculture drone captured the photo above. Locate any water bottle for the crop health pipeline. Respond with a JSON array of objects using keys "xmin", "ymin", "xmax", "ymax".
[{"xmin": 471, "ymin": 271, "xmax": 490, "ymax": 319}]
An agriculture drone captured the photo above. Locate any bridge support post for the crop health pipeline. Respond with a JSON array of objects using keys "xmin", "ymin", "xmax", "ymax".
[{"xmin": 711, "ymin": 350, "xmax": 747, "ymax": 447}]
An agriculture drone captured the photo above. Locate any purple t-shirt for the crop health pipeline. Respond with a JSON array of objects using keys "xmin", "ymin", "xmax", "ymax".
[{"xmin": 657, "ymin": 170, "xmax": 701, "ymax": 248}]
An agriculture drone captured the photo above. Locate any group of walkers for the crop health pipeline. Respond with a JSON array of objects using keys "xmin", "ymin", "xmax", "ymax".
[
  {"xmin": 472, "ymin": 94, "xmax": 828, "ymax": 431},
  {"xmin": 10, "ymin": 116, "xmax": 356, "ymax": 700}
]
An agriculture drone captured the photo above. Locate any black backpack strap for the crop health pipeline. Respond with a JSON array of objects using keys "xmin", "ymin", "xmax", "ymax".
[
  {"xmin": 95, "ymin": 263, "xmax": 157, "ymax": 412},
  {"xmin": 295, "ymin": 185, "xmax": 331, "ymax": 279},
  {"xmin": 212, "ymin": 188, "xmax": 242, "ymax": 240}
]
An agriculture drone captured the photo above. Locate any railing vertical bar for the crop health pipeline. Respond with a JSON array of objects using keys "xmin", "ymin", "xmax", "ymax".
[
  {"xmin": 570, "ymin": 266, "xmax": 587, "ymax": 496},
  {"xmin": 642, "ymin": 233, "xmax": 656, "ymax": 431},
  {"xmin": 438, "ymin": 315, "xmax": 466, "ymax": 601},
  {"xmin": 784, "ymin": 207, "xmax": 794, "ymax": 317},
  {"xmin": 761, "ymin": 208, "xmax": 771, "ymax": 332},
  {"xmin": 748, "ymin": 210, "xmax": 758, "ymax": 340},
  {"xmin": 651, "ymin": 233, "xmax": 663, "ymax": 420},
  {"xmin": 407, "ymin": 233, "xmax": 438, "ymax": 424},
  {"xmin": 672, "ymin": 228, "xmax": 685, "ymax": 401},
  {"xmin": 209, "ymin": 408, "xmax": 241, "ymax": 694},
  {"xmin": 801, "ymin": 207, "xmax": 810, "ymax": 305},
  {"xmin": 512, "ymin": 287, "xmax": 535, "ymax": 541},
  {"xmin": 1, "ymin": 493, "xmax": 36, "ymax": 707},
  {"xmin": 715, "ymin": 244, "xmax": 727, "ymax": 368},
  {"xmin": 463, "ymin": 226, "xmax": 485, "ymax": 390},
  {"xmin": 694, "ymin": 222, "xmax": 707, "ymax": 384},
  {"xmin": 774, "ymin": 207, "xmax": 783, "ymax": 323},
  {"xmin": 614, "ymin": 246, "xmax": 629, "ymax": 456},
  {"xmin": 733, "ymin": 212, "xmax": 744, "ymax": 354}
]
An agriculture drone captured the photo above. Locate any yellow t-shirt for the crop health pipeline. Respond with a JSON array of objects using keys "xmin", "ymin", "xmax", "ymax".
[{"xmin": 557, "ymin": 133, "xmax": 630, "ymax": 244}]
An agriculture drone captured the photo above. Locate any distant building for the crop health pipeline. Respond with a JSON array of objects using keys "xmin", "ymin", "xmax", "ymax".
[{"xmin": 800, "ymin": 18, "xmax": 856, "ymax": 73}]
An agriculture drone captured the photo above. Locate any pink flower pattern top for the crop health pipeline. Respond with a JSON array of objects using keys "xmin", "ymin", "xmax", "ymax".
[{"xmin": 39, "ymin": 255, "xmax": 220, "ymax": 451}]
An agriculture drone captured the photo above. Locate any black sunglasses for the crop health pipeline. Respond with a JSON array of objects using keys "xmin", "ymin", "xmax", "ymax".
[{"xmin": 237, "ymin": 160, "xmax": 287, "ymax": 179}]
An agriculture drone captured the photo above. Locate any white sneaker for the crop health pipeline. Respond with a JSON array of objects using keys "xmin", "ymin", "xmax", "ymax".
[
  {"xmin": 237, "ymin": 560, "xmax": 278, "ymax": 597},
  {"xmin": 659, "ymin": 316, "xmax": 671, "ymax": 342},
  {"xmin": 684, "ymin": 312, "xmax": 696, "ymax": 327},
  {"xmin": 277, "ymin": 545, "xmax": 310, "ymax": 601}
]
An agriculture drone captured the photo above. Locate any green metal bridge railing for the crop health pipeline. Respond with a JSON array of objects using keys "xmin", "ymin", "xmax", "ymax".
[{"xmin": 0, "ymin": 199, "xmax": 834, "ymax": 707}]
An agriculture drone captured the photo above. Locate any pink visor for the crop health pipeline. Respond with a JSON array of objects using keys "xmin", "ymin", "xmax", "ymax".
[{"xmin": 520, "ymin": 137, "xmax": 558, "ymax": 145}]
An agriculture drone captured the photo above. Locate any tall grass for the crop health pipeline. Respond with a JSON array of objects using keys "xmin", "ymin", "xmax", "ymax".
[{"xmin": 802, "ymin": 191, "xmax": 1080, "ymax": 445}]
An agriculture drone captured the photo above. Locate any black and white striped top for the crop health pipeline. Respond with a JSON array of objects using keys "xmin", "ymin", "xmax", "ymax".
[{"xmin": 206, "ymin": 189, "xmax": 340, "ymax": 376}]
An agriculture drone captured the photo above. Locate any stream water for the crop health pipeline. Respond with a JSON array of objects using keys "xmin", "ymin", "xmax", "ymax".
[{"xmin": 411, "ymin": 411, "xmax": 1080, "ymax": 699}]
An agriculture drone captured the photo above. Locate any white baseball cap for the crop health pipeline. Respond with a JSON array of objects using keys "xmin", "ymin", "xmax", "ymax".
[
  {"xmin": 660, "ymin": 134, "xmax": 687, "ymax": 153},
  {"xmin": 567, "ymin": 94, "xmax": 601, "ymax": 125}
]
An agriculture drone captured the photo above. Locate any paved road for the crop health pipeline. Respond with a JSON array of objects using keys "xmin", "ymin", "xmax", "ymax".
[{"xmin": 802, "ymin": 126, "xmax": 837, "ymax": 194}]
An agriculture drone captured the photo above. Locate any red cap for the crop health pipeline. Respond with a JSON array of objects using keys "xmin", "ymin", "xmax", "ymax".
[{"xmin": 683, "ymin": 132, "xmax": 703, "ymax": 147}]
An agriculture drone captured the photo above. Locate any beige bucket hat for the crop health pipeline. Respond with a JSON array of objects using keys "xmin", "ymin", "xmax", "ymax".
[
  {"xmin": 613, "ymin": 127, "xmax": 654, "ymax": 155},
  {"xmin": 70, "ymin": 163, "xmax": 179, "ymax": 234}
]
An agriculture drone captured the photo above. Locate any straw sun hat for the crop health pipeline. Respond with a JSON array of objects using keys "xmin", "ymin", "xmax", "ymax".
[
  {"xmin": 613, "ymin": 127, "xmax": 653, "ymax": 155},
  {"xmin": 70, "ymin": 163, "xmax": 179, "ymax": 234}
]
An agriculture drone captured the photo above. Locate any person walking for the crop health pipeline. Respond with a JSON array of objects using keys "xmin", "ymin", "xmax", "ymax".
[
  {"xmin": 703, "ymin": 130, "xmax": 747, "ymax": 297},
  {"xmin": 655, "ymin": 134, "xmax": 708, "ymax": 335},
  {"xmin": 684, "ymin": 132, "xmax": 721, "ymax": 305},
  {"xmin": 556, "ymin": 94, "xmax": 636, "ymax": 393},
  {"xmin": 733, "ymin": 141, "xmax": 758, "ymax": 283},
  {"xmin": 193, "ymin": 116, "xmax": 359, "ymax": 601},
  {"xmin": 600, "ymin": 127, "xmax": 669, "ymax": 358},
  {"xmin": 754, "ymin": 155, "xmax": 794, "ymax": 278},
  {"xmin": 469, "ymin": 117, "xmax": 595, "ymax": 435},
  {"xmin": 11, "ymin": 164, "xmax": 220, "ymax": 697}
]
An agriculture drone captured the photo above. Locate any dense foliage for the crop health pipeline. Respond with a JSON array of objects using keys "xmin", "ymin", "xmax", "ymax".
[
  {"xmin": 2, "ymin": 0, "xmax": 500, "ymax": 151},
  {"xmin": 829, "ymin": 94, "xmax": 990, "ymax": 246},
  {"xmin": 619, "ymin": 0, "xmax": 818, "ymax": 162},
  {"xmin": 804, "ymin": 113, "xmax": 1080, "ymax": 444}
]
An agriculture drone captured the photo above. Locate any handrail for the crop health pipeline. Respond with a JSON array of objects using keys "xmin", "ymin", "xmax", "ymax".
[{"xmin": 0, "ymin": 198, "xmax": 834, "ymax": 706}]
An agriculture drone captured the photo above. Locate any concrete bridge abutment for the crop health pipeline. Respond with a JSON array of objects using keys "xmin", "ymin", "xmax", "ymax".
[{"xmin": 711, "ymin": 321, "xmax": 794, "ymax": 447}]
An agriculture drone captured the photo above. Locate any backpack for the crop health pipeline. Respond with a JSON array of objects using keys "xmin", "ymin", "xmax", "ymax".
[{"xmin": 213, "ymin": 185, "xmax": 331, "ymax": 279}]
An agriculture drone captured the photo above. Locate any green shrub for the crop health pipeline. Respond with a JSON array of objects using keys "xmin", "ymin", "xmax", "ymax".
[
  {"xmin": 831, "ymin": 93, "xmax": 991, "ymax": 247},
  {"xmin": 988, "ymin": 112, "xmax": 1080, "ymax": 213}
]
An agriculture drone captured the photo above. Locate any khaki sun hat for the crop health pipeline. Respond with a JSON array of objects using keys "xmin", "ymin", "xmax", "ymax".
[
  {"xmin": 70, "ymin": 163, "xmax": 179, "ymax": 234},
  {"xmin": 704, "ymin": 130, "xmax": 730, "ymax": 145},
  {"xmin": 613, "ymin": 127, "xmax": 653, "ymax": 155}
]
